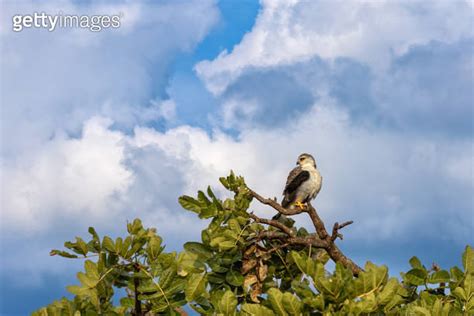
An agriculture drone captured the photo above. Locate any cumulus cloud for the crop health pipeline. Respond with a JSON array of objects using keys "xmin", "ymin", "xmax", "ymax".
[
  {"xmin": 1, "ymin": 117, "xmax": 132, "ymax": 233},
  {"xmin": 194, "ymin": 0, "xmax": 473, "ymax": 137},
  {"xmin": 7, "ymin": 99, "xmax": 470, "ymax": 239},
  {"xmin": 196, "ymin": 0, "xmax": 473, "ymax": 95},
  {"xmin": 0, "ymin": 0, "xmax": 219, "ymax": 155},
  {"xmin": 2, "ymin": 102, "xmax": 472, "ymax": 287},
  {"xmin": 0, "ymin": 0, "xmax": 220, "ymax": 287},
  {"xmin": 373, "ymin": 39, "xmax": 474, "ymax": 136}
]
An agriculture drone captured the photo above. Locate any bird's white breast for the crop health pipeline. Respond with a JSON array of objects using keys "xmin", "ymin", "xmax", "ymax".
[{"xmin": 298, "ymin": 166, "xmax": 322, "ymax": 200}]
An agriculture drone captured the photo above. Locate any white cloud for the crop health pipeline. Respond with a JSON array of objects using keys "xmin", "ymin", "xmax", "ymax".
[
  {"xmin": 0, "ymin": 0, "xmax": 219, "ymax": 155},
  {"xmin": 14, "ymin": 99, "xmax": 471, "ymax": 240},
  {"xmin": 0, "ymin": 0, "xmax": 220, "ymax": 283},
  {"xmin": 1, "ymin": 117, "xmax": 132, "ymax": 233},
  {"xmin": 140, "ymin": 101, "xmax": 472, "ymax": 243},
  {"xmin": 196, "ymin": 0, "xmax": 473, "ymax": 94},
  {"xmin": 1, "ymin": 100, "xmax": 472, "ymax": 283}
]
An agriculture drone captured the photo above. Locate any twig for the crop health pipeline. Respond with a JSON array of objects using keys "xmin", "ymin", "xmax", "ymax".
[
  {"xmin": 331, "ymin": 221, "xmax": 354, "ymax": 241},
  {"xmin": 248, "ymin": 189, "xmax": 304, "ymax": 216}
]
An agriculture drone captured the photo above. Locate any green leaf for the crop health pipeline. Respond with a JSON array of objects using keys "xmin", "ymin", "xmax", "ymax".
[
  {"xmin": 384, "ymin": 294, "xmax": 405, "ymax": 313},
  {"xmin": 120, "ymin": 236, "xmax": 132, "ymax": 257},
  {"xmin": 198, "ymin": 190, "xmax": 211, "ymax": 206},
  {"xmin": 291, "ymin": 279, "xmax": 314, "ymax": 299},
  {"xmin": 466, "ymin": 295, "xmax": 474, "ymax": 314},
  {"xmin": 120, "ymin": 297, "xmax": 135, "ymax": 308},
  {"xmin": 451, "ymin": 266, "xmax": 464, "ymax": 281},
  {"xmin": 378, "ymin": 278, "xmax": 400, "ymax": 305},
  {"xmin": 209, "ymin": 236, "xmax": 226, "ymax": 247},
  {"xmin": 49, "ymin": 249, "xmax": 78, "ymax": 258},
  {"xmin": 411, "ymin": 306, "xmax": 431, "ymax": 316},
  {"xmin": 208, "ymin": 272, "xmax": 225, "ymax": 284},
  {"xmin": 282, "ymin": 293, "xmax": 302, "ymax": 315},
  {"xmin": 228, "ymin": 218, "xmax": 241, "ymax": 233},
  {"xmin": 409, "ymin": 256, "xmax": 423, "ymax": 269},
  {"xmin": 219, "ymin": 241, "xmax": 236, "ymax": 251},
  {"xmin": 75, "ymin": 237, "xmax": 88, "ymax": 256},
  {"xmin": 115, "ymin": 237, "xmax": 123, "ymax": 254},
  {"xmin": 405, "ymin": 268, "xmax": 427, "ymax": 286},
  {"xmin": 355, "ymin": 292, "xmax": 377, "ymax": 313},
  {"xmin": 452, "ymin": 287, "xmax": 466, "ymax": 301},
  {"xmin": 102, "ymin": 236, "xmax": 115, "ymax": 253},
  {"xmin": 177, "ymin": 251, "xmax": 205, "ymax": 277},
  {"xmin": 127, "ymin": 218, "xmax": 143, "ymax": 235},
  {"xmin": 223, "ymin": 198, "xmax": 235, "ymax": 210},
  {"xmin": 77, "ymin": 272, "xmax": 98, "ymax": 288},
  {"xmin": 219, "ymin": 176, "xmax": 230, "ymax": 190},
  {"xmin": 241, "ymin": 304, "xmax": 274, "ymax": 316},
  {"xmin": 353, "ymin": 262, "xmax": 388, "ymax": 296},
  {"xmin": 218, "ymin": 290, "xmax": 237, "ymax": 315},
  {"xmin": 66, "ymin": 285, "xmax": 87, "ymax": 296},
  {"xmin": 267, "ymin": 288, "xmax": 288, "ymax": 316},
  {"xmin": 126, "ymin": 240, "xmax": 145, "ymax": 259},
  {"xmin": 88, "ymin": 227, "xmax": 99, "ymax": 241},
  {"xmin": 158, "ymin": 266, "xmax": 175, "ymax": 289},
  {"xmin": 225, "ymin": 269, "xmax": 244, "ymax": 286},
  {"xmin": 207, "ymin": 186, "xmax": 223, "ymax": 211},
  {"xmin": 464, "ymin": 273, "xmax": 473, "ymax": 297},
  {"xmin": 428, "ymin": 270, "xmax": 450, "ymax": 284},
  {"xmin": 291, "ymin": 251, "xmax": 307, "ymax": 275},
  {"xmin": 463, "ymin": 245, "xmax": 473, "ymax": 274},
  {"xmin": 185, "ymin": 273, "xmax": 207, "ymax": 301},
  {"xmin": 179, "ymin": 195, "xmax": 201, "ymax": 214},
  {"xmin": 165, "ymin": 279, "xmax": 187, "ymax": 296},
  {"xmin": 84, "ymin": 260, "xmax": 99, "ymax": 281},
  {"xmin": 183, "ymin": 242, "xmax": 212, "ymax": 260},
  {"xmin": 147, "ymin": 236, "xmax": 163, "ymax": 261}
]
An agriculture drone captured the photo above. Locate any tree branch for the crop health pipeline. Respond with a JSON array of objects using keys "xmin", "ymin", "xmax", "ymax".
[
  {"xmin": 331, "ymin": 221, "xmax": 353, "ymax": 241},
  {"xmin": 249, "ymin": 213, "xmax": 295, "ymax": 237},
  {"xmin": 247, "ymin": 189, "xmax": 363, "ymax": 276},
  {"xmin": 248, "ymin": 188, "xmax": 304, "ymax": 216}
]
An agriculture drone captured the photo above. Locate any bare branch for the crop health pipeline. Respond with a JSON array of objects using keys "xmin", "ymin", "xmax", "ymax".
[
  {"xmin": 249, "ymin": 213, "xmax": 295, "ymax": 237},
  {"xmin": 331, "ymin": 221, "xmax": 354, "ymax": 241},
  {"xmin": 305, "ymin": 202, "xmax": 329, "ymax": 239},
  {"xmin": 256, "ymin": 231, "xmax": 288, "ymax": 240},
  {"xmin": 255, "ymin": 231, "xmax": 327, "ymax": 249},
  {"xmin": 248, "ymin": 189, "xmax": 304, "ymax": 216},
  {"xmin": 287, "ymin": 236, "xmax": 327, "ymax": 248}
]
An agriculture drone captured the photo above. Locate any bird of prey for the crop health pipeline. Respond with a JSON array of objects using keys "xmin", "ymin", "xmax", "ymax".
[{"xmin": 281, "ymin": 153, "xmax": 322, "ymax": 210}]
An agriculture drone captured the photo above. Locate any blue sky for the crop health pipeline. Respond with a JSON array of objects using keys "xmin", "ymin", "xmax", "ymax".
[{"xmin": 0, "ymin": 0, "xmax": 473, "ymax": 314}]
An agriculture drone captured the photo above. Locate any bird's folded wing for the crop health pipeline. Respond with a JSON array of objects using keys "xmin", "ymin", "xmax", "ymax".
[{"xmin": 284, "ymin": 167, "xmax": 310, "ymax": 194}]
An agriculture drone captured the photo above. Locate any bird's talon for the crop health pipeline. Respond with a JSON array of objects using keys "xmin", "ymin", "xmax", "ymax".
[{"xmin": 295, "ymin": 201, "xmax": 306, "ymax": 210}]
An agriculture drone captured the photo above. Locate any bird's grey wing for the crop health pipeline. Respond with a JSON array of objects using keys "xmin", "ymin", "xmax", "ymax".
[{"xmin": 282, "ymin": 166, "xmax": 310, "ymax": 207}]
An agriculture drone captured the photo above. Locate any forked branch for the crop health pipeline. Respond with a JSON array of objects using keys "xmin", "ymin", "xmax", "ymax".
[{"xmin": 247, "ymin": 189, "xmax": 363, "ymax": 275}]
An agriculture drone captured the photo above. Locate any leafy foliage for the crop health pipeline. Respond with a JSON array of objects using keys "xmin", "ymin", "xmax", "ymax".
[{"xmin": 35, "ymin": 172, "xmax": 474, "ymax": 315}]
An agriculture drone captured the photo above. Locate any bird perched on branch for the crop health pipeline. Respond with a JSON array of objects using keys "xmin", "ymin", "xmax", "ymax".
[{"xmin": 281, "ymin": 153, "xmax": 322, "ymax": 211}]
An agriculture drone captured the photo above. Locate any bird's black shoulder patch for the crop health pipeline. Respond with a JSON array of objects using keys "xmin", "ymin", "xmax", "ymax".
[{"xmin": 284, "ymin": 170, "xmax": 310, "ymax": 194}]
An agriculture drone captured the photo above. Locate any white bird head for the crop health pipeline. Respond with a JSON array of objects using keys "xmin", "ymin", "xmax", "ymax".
[{"xmin": 296, "ymin": 153, "xmax": 317, "ymax": 169}]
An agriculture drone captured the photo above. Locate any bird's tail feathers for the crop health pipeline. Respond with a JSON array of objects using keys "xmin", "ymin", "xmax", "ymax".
[{"xmin": 281, "ymin": 197, "xmax": 290, "ymax": 208}]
